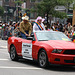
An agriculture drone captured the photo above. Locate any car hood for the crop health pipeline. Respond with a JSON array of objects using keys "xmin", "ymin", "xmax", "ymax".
[{"xmin": 41, "ymin": 40, "xmax": 75, "ymax": 49}]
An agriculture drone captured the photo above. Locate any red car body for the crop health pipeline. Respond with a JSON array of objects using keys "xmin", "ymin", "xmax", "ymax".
[{"xmin": 8, "ymin": 31, "xmax": 75, "ymax": 66}]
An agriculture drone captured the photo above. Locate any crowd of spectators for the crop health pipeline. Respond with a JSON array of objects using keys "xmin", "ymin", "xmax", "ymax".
[
  {"xmin": 0, "ymin": 20, "xmax": 74, "ymax": 40},
  {"xmin": 46, "ymin": 22, "xmax": 73, "ymax": 38},
  {"xmin": 0, "ymin": 21, "xmax": 20, "ymax": 40}
]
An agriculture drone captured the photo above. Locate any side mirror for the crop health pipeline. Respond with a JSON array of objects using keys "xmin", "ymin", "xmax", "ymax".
[
  {"xmin": 31, "ymin": 33, "xmax": 34, "ymax": 37},
  {"xmin": 27, "ymin": 37, "xmax": 34, "ymax": 41}
]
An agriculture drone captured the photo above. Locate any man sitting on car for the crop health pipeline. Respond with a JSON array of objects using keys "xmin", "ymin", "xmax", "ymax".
[{"xmin": 19, "ymin": 14, "xmax": 32, "ymax": 39}]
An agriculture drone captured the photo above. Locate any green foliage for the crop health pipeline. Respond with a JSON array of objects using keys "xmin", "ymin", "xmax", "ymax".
[
  {"xmin": 15, "ymin": 0, "xmax": 24, "ymax": 5},
  {"xmin": 52, "ymin": 11, "xmax": 68, "ymax": 19},
  {"xmin": 0, "ymin": 6, "xmax": 4, "ymax": 16},
  {"xmin": 36, "ymin": 0, "xmax": 73, "ymax": 19},
  {"xmin": 73, "ymin": 0, "xmax": 75, "ymax": 10},
  {"xmin": 31, "ymin": 0, "xmax": 73, "ymax": 24}
]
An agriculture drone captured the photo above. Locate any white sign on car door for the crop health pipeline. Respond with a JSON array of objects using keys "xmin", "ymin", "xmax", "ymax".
[{"xmin": 22, "ymin": 43, "xmax": 33, "ymax": 60}]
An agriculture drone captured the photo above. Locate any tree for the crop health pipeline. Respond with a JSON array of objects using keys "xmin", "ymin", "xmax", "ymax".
[
  {"xmin": 15, "ymin": 0, "xmax": 24, "ymax": 5},
  {"xmin": 36, "ymin": 0, "xmax": 73, "ymax": 24},
  {"xmin": 72, "ymin": 0, "xmax": 75, "ymax": 25},
  {"xmin": 0, "ymin": 6, "xmax": 4, "ymax": 16}
]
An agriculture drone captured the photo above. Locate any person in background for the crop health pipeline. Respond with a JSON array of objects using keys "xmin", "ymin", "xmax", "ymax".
[
  {"xmin": 52, "ymin": 23, "xmax": 55, "ymax": 31},
  {"xmin": 72, "ymin": 25, "xmax": 75, "ymax": 42},
  {"xmin": 19, "ymin": 14, "xmax": 32, "ymax": 39},
  {"xmin": 11, "ymin": 24, "xmax": 14, "ymax": 36},
  {"xmin": 7, "ymin": 24, "xmax": 13, "ymax": 37},
  {"xmin": 64, "ymin": 28, "xmax": 68, "ymax": 36},
  {"xmin": 0, "ymin": 21, "xmax": 2, "ymax": 37},
  {"xmin": 67, "ymin": 22, "xmax": 72, "ymax": 33},
  {"xmin": 56, "ymin": 20, "xmax": 60, "ymax": 26},
  {"xmin": 59, "ymin": 24, "xmax": 63, "ymax": 32},
  {"xmin": 33, "ymin": 16, "xmax": 45, "ymax": 32},
  {"xmin": 14, "ymin": 23, "xmax": 20, "ymax": 37}
]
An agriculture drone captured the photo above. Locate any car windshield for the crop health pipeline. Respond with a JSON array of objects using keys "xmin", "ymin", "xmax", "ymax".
[{"xmin": 36, "ymin": 31, "xmax": 71, "ymax": 41}]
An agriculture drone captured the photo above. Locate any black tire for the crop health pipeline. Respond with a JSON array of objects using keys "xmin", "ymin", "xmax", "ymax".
[
  {"xmin": 38, "ymin": 50, "xmax": 49, "ymax": 68},
  {"xmin": 10, "ymin": 45, "xmax": 18, "ymax": 61}
]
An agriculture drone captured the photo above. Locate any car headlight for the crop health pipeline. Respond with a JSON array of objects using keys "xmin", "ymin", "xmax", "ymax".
[{"xmin": 52, "ymin": 49, "xmax": 62, "ymax": 53}]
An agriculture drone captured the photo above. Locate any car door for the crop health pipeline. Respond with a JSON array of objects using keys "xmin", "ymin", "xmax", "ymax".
[{"xmin": 22, "ymin": 39, "xmax": 33, "ymax": 60}]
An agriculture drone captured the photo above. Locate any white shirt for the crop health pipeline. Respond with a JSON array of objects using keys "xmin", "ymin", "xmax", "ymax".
[{"xmin": 33, "ymin": 23, "xmax": 45, "ymax": 32}]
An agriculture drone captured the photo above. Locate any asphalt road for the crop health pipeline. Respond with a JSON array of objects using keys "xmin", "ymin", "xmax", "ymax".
[{"xmin": 0, "ymin": 39, "xmax": 75, "ymax": 75}]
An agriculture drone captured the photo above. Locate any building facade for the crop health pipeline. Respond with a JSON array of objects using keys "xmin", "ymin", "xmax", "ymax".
[
  {"xmin": 26, "ymin": 0, "xmax": 42, "ymax": 19},
  {"xmin": 2, "ymin": 0, "xmax": 24, "ymax": 22},
  {"xmin": 2, "ymin": 0, "xmax": 16, "ymax": 22},
  {"xmin": 0, "ymin": 0, "xmax": 2, "ymax": 6}
]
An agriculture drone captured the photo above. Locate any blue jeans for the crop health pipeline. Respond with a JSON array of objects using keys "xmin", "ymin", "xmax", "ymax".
[{"xmin": 21, "ymin": 31, "xmax": 28, "ymax": 39}]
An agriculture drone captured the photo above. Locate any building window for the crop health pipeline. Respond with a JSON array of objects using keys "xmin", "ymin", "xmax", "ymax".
[{"xmin": 30, "ymin": 0, "xmax": 35, "ymax": 2}]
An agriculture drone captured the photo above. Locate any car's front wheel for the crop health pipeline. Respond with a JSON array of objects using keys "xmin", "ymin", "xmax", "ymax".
[
  {"xmin": 38, "ymin": 50, "xmax": 48, "ymax": 68},
  {"xmin": 10, "ymin": 45, "xmax": 18, "ymax": 61}
]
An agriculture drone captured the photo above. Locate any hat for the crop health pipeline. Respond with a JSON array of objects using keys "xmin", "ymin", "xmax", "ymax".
[
  {"xmin": 22, "ymin": 15, "xmax": 29, "ymax": 21},
  {"xmin": 35, "ymin": 16, "xmax": 42, "ymax": 22},
  {"xmin": 35, "ymin": 16, "xmax": 45, "ymax": 23},
  {"xmin": 22, "ymin": 13, "xmax": 29, "ymax": 21}
]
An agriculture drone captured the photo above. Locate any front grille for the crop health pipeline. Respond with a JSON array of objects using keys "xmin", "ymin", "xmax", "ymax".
[{"xmin": 63, "ymin": 50, "xmax": 75, "ymax": 55}]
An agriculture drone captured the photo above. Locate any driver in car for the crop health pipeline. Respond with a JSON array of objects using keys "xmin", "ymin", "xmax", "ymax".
[{"xmin": 19, "ymin": 14, "xmax": 32, "ymax": 39}]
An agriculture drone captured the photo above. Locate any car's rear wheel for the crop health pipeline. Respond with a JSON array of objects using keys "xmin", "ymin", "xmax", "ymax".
[
  {"xmin": 10, "ymin": 45, "xmax": 18, "ymax": 61},
  {"xmin": 38, "ymin": 50, "xmax": 48, "ymax": 68}
]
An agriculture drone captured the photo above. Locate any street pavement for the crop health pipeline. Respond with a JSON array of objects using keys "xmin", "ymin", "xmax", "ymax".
[{"xmin": 0, "ymin": 39, "xmax": 75, "ymax": 75}]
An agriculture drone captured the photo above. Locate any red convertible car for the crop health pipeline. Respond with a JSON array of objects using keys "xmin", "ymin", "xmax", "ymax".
[{"xmin": 8, "ymin": 31, "xmax": 75, "ymax": 68}]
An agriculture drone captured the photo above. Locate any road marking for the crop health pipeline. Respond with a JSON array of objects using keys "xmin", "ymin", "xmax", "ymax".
[
  {"xmin": 0, "ymin": 40, "xmax": 7, "ymax": 42},
  {"xmin": 0, "ymin": 46, "xmax": 7, "ymax": 48},
  {"xmin": 0, "ymin": 59, "xmax": 9, "ymax": 61},
  {"xmin": 0, "ymin": 51, "xmax": 8, "ymax": 54},
  {"xmin": 0, "ymin": 49, "xmax": 8, "ymax": 51},
  {"xmin": 0, "ymin": 66, "xmax": 41, "ymax": 70}
]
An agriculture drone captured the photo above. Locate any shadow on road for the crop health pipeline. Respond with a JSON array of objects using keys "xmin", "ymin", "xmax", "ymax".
[
  {"xmin": 13, "ymin": 59, "xmax": 75, "ymax": 72},
  {"xmin": 45, "ymin": 65, "xmax": 75, "ymax": 72}
]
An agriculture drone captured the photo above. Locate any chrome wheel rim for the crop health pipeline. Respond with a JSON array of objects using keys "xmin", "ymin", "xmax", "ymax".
[
  {"xmin": 10, "ymin": 47, "xmax": 15, "ymax": 59},
  {"xmin": 39, "ymin": 52, "xmax": 46, "ymax": 67}
]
